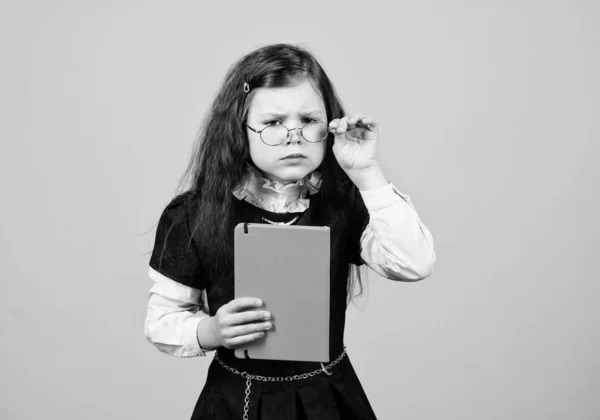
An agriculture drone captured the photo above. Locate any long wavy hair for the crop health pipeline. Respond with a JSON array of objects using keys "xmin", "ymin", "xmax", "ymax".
[{"xmin": 166, "ymin": 43, "xmax": 366, "ymax": 310}]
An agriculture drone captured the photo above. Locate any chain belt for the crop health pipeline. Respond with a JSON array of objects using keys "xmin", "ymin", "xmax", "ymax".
[{"xmin": 214, "ymin": 346, "xmax": 347, "ymax": 420}]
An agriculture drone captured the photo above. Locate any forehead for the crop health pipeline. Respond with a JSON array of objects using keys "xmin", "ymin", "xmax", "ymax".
[{"xmin": 248, "ymin": 80, "xmax": 326, "ymax": 115}]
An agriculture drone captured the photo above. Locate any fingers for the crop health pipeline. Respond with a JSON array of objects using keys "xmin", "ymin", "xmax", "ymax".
[
  {"xmin": 223, "ymin": 298, "xmax": 269, "ymax": 326},
  {"xmin": 329, "ymin": 113, "xmax": 377, "ymax": 134},
  {"xmin": 347, "ymin": 113, "xmax": 365, "ymax": 129},
  {"xmin": 223, "ymin": 321, "xmax": 272, "ymax": 340},
  {"xmin": 226, "ymin": 297, "xmax": 263, "ymax": 313},
  {"xmin": 227, "ymin": 308, "xmax": 271, "ymax": 326},
  {"xmin": 213, "ymin": 298, "xmax": 275, "ymax": 349},
  {"xmin": 329, "ymin": 115, "xmax": 348, "ymax": 133},
  {"xmin": 217, "ymin": 300, "xmax": 273, "ymax": 349},
  {"xmin": 361, "ymin": 116, "xmax": 378, "ymax": 130},
  {"xmin": 338, "ymin": 116, "xmax": 349, "ymax": 133},
  {"xmin": 219, "ymin": 317, "xmax": 272, "ymax": 348},
  {"xmin": 224, "ymin": 331, "xmax": 266, "ymax": 349}
]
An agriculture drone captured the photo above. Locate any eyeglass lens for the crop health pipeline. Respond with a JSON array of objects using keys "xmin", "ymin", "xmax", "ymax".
[{"xmin": 261, "ymin": 122, "xmax": 329, "ymax": 145}]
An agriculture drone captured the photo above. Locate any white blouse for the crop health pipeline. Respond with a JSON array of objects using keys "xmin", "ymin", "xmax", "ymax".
[{"xmin": 145, "ymin": 182, "xmax": 436, "ymax": 357}]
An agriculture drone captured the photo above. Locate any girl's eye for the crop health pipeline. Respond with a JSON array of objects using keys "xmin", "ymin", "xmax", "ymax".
[
  {"xmin": 263, "ymin": 120, "xmax": 281, "ymax": 126},
  {"xmin": 263, "ymin": 118, "xmax": 319, "ymax": 126}
]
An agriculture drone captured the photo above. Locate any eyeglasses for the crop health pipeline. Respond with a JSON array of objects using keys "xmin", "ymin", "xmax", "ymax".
[{"xmin": 245, "ymin": 122, "xmax": 329, "ymax": 146}]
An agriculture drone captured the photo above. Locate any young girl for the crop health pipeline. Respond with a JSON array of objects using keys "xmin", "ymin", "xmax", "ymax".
[{"xmin": 145, "ymin": 43, "xmax": 436, "ymax": 420}]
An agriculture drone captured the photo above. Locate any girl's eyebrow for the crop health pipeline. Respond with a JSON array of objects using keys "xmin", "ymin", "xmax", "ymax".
[{"xmin": 258, "ymin": 109, "xmax": 325, "ymax": 118}]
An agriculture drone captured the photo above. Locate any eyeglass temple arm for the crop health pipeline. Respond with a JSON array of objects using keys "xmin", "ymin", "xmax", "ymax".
[{"xmin": 244, "ymin": 124, "xmax": 260, "ymax": 134}]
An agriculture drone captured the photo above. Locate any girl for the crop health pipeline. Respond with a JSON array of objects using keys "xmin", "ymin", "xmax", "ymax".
[{"xmin": 145, "ymin": 43, "xmax": 436, "ymax": 420}]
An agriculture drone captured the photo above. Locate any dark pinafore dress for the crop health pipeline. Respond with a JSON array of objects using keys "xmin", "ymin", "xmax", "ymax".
[{"xmin": 149, "ymin": 188, "xmax": 379, "ymax": 420}]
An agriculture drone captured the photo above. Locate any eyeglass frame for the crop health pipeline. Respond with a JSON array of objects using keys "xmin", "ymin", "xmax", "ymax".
[{"xmin": 244, "ymin": 121, "xmax": 330, "ymax": 146}]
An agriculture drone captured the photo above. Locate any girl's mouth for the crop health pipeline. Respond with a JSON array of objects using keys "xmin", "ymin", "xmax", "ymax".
[{"xmin": 281, "ymin": 154, "xmax": 307, "ymax": 160}]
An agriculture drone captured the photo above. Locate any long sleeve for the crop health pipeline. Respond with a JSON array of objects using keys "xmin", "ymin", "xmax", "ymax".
[
  {"xmin": 145, "ymin": 266, "xmax": 213, "ymax": 357},
  {"xmin": 358, "ymin": 183, "xmax": 436, "ymax": 281}
]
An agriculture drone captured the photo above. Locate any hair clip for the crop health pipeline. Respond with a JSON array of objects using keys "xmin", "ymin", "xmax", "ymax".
[{"xmin": 243, "ymin": 82, "xmax": 250, "ymax": 93}]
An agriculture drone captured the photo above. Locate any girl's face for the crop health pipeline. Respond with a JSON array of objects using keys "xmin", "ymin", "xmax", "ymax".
[{"xmin": 245, "ymin": 80, "xmax": 328, "ymax": 185}]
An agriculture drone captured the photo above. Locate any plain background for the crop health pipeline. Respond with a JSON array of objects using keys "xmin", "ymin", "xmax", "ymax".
[{"xmin": 1, "ymin": 1, "xmax": 598, "ymax": 419}]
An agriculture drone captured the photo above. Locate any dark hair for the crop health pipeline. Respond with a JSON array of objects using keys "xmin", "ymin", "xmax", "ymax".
[{"xmin": 163, "ymin": 43, "xmax": 366, "ymax": 310}]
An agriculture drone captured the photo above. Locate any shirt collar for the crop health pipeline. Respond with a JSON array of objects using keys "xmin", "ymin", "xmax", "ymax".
[{"xmin": 232, "ymin": 163, "xmax": 322, "ymax": 213}]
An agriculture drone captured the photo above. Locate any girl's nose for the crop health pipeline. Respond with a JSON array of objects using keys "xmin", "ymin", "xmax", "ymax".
[{"xmin": 286, "ymin": 127, "xmax": 302, "ymax": 144}]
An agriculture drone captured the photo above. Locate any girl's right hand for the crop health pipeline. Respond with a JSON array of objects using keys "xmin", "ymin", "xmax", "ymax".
[{"xmin": 209, "ymin": 298, "xmax": 272, "ymax": 349}]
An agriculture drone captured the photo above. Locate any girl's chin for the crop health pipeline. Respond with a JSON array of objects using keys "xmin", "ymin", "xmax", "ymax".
[{"xmin": 266, "ymin": 168, "xmax": 311, "ymax": 185}]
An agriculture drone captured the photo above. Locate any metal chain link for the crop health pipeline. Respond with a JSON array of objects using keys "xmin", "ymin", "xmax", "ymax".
[{"xmin": 214, "ymin": 347, "xmax": 347, "ymax": 420}]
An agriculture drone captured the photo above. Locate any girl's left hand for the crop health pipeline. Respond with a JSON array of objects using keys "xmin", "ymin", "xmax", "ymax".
[{"xmin": 329, "ymin": 114, "xmax": 378, "ymax": 173}]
